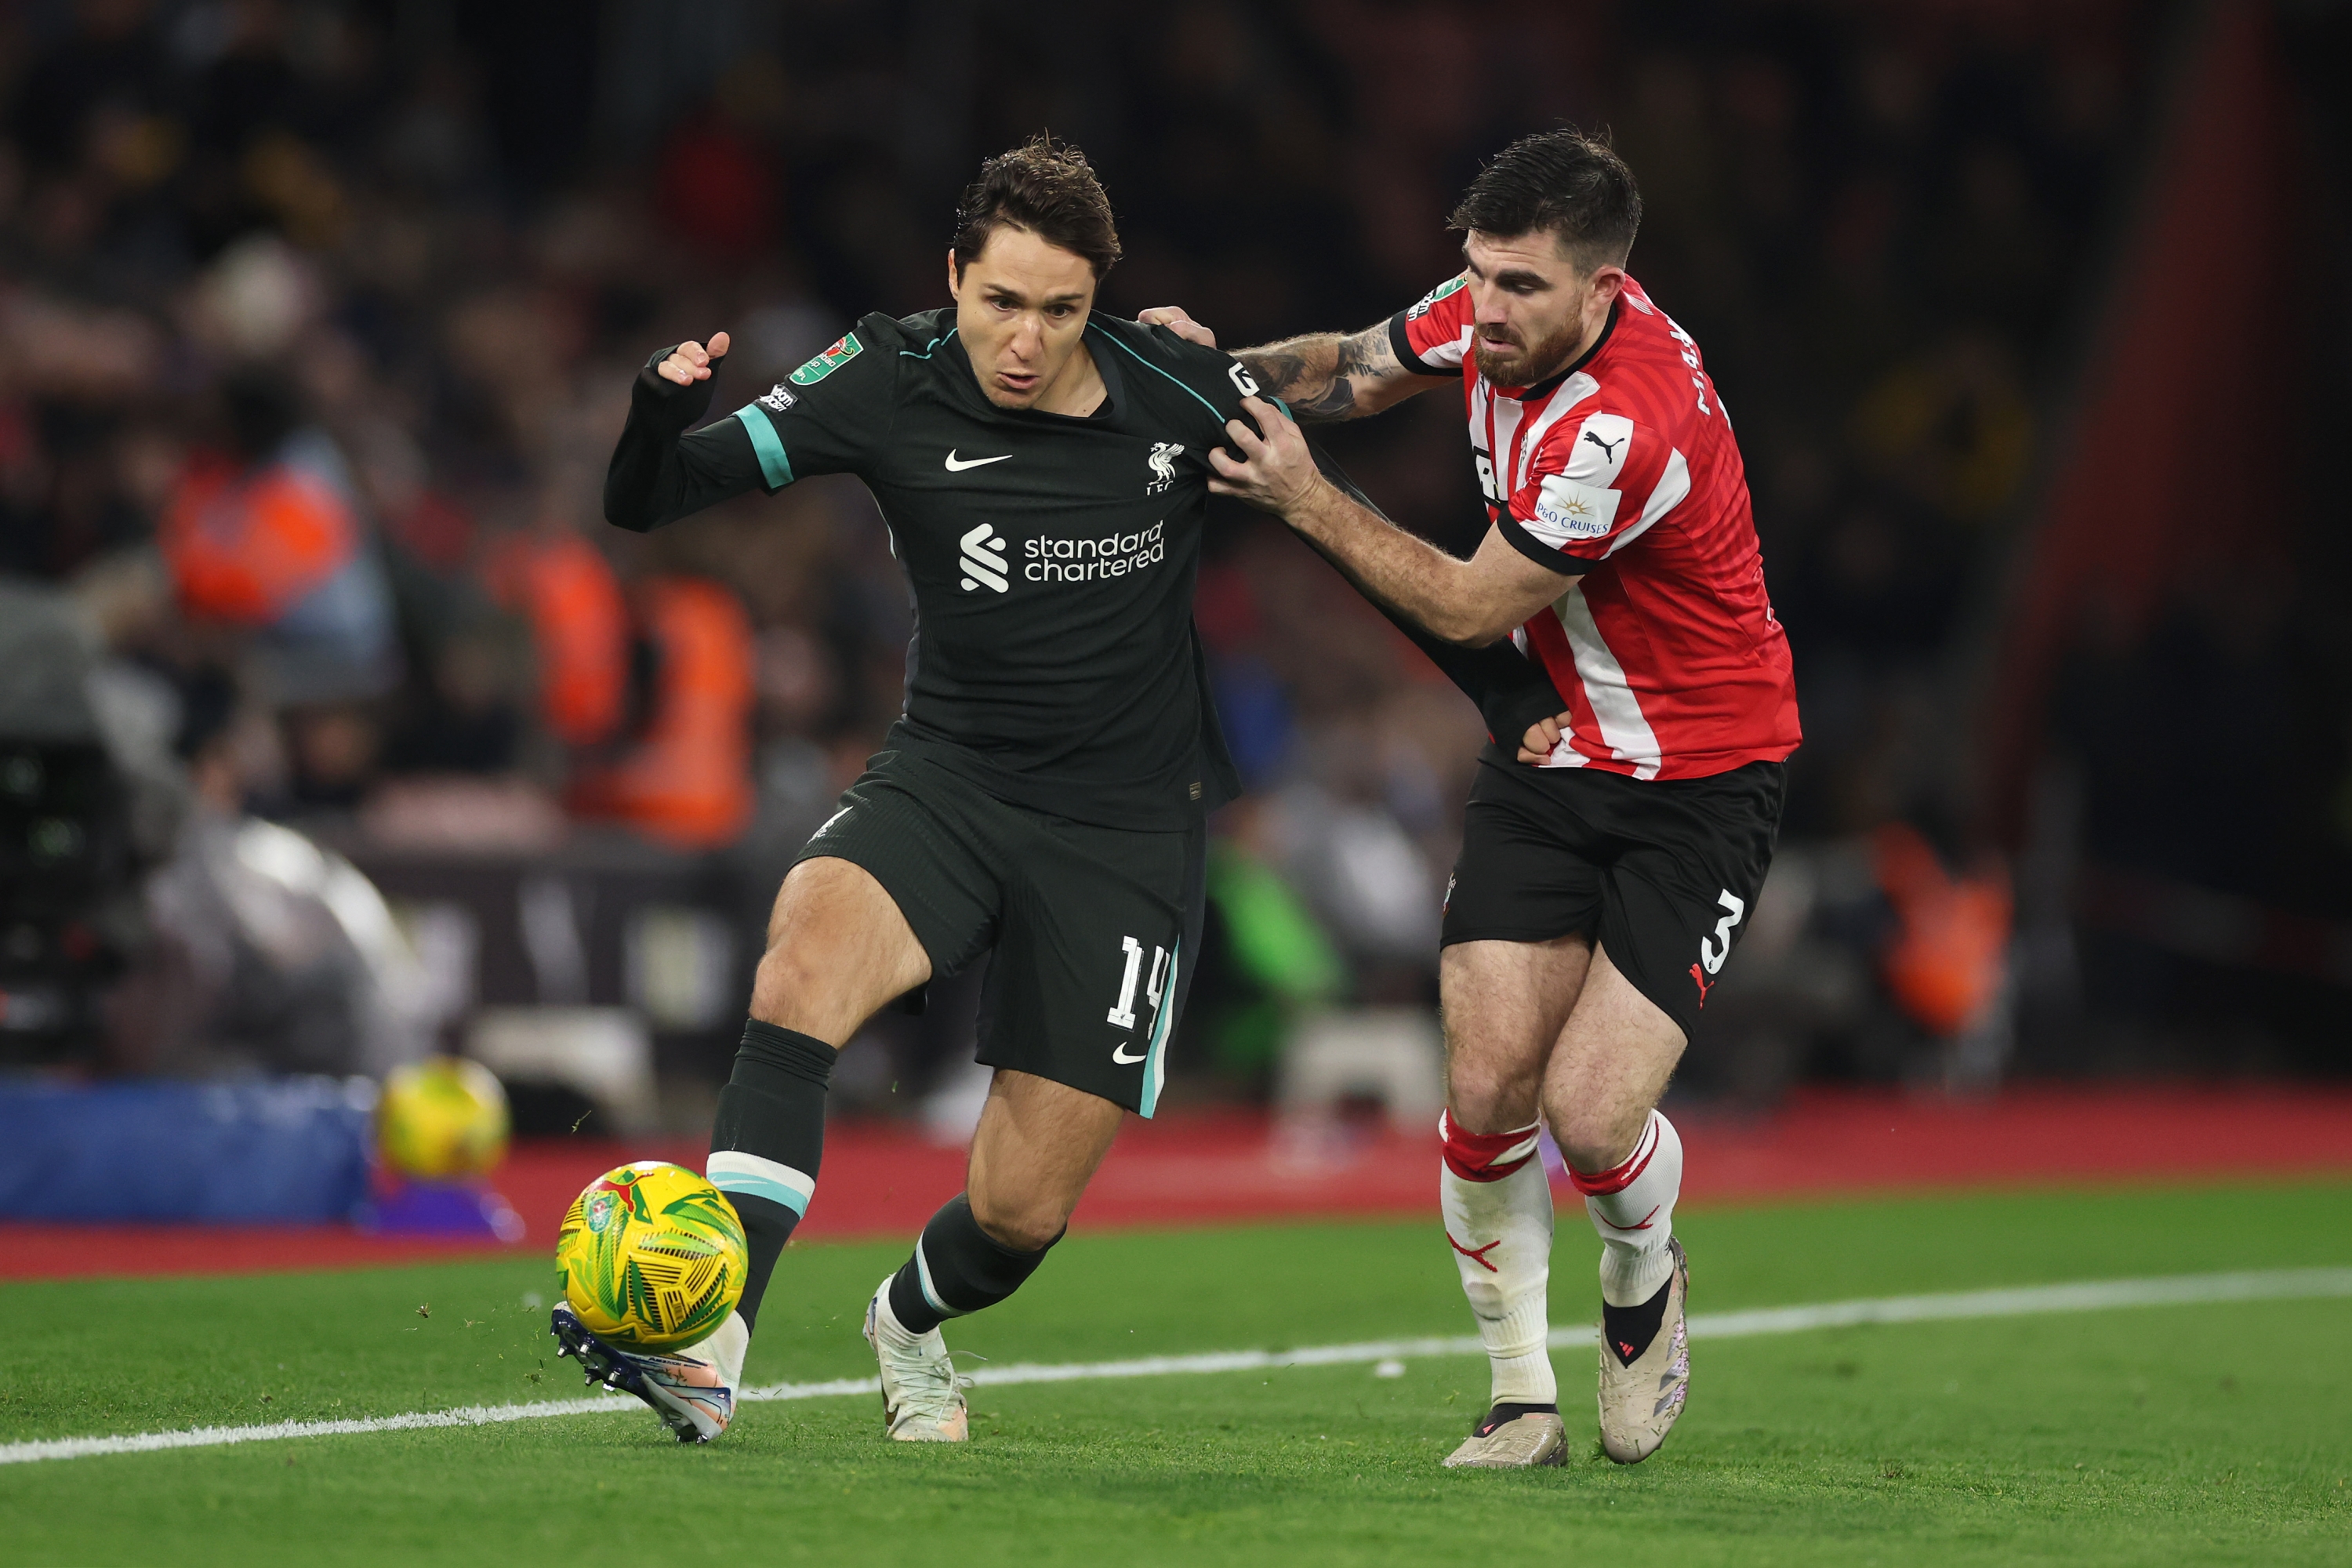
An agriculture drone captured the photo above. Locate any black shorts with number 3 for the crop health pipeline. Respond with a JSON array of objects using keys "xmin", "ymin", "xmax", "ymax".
[
  {"xmin": 793, "ymin": 750, "xmax": 1204, "ymax": 1117},
  {"xmin": 1439, "ymin": 748, "xmax": 1785, "ymax": 1042}
]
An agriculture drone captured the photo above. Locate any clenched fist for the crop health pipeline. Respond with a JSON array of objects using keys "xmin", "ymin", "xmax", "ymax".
[
  {"xmin": 657, "ymin": 332, "xmax": 731, "ymax": 387},
  {"xmin": 1517, "ymin": 710, "xmax": 1570, "ymax": 764}
]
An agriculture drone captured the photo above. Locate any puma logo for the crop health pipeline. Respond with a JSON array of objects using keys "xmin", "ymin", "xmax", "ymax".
[
  {"xmin": 1690, "ymin": 963, "xmax": 1714, "ymax": 1007},
  {"xmin": 1584, "ymin": 430, "xmax": 1625, "ymax": 462}
]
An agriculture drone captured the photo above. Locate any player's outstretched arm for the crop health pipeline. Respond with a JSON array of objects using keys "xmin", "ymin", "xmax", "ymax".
[
  {"xmin": 1239, "ymin": 321, "xmax": 1439, "ymax": 423},
  {"xmin": 1135, "ymin": 307, "xmax": 1440, "ymax": 423},
  {"xmin": 604, "ymin": 331, "xmax": 767, "ymax": 532},
  {"xmin": 1210, "ymin": 397, "xmax": 1563, "ymax": 647}
]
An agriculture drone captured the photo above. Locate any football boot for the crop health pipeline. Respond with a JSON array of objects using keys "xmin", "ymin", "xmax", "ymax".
[
  {"xmin": 862, "ymin": 1277, "xmax": 970, "ymax": 1442},
  {"xmin": 1442, "ymin": 1403, "xmax": 1567, "ymax": 1468},
  {"xmin": 551, "ymin": 1302, "xmax": 745, "ymax": 1443},
  {"xmin": 1595, "ymin": 1236, "xmax": 1690, "ymax": 1464}
]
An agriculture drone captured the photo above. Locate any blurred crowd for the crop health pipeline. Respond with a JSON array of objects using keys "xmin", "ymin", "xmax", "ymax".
[{"xmin": 16, "ymin": 0, "xmax": 2332, "ymax": 1112}]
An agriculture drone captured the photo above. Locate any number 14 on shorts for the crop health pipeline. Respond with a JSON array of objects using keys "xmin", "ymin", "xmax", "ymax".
[{"xmin": 1106, "ymin": 935, "xmax": 1170, "ymax": 1032}]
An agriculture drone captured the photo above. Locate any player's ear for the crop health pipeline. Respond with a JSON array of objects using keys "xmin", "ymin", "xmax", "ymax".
[{"xmin": 946, "ymin": 249, "xmax": 962, "ymax": 302}]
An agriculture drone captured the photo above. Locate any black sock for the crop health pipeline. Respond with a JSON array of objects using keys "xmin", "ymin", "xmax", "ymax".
[
  {"xmin": 1475, "ymin": 1401, "xmax": 1559, "ymax": 1436},
  {"xmin": 884, "ymin": 1194, "xmax": 1060, "ymax": 1334},
  {"xmin": 1602, "ymin": 1269, "xmax": 1675, "ymax": 1367},
  {"xmin": 707, "ymin": 1020, "xmax": 833, "ymax": 1331}
]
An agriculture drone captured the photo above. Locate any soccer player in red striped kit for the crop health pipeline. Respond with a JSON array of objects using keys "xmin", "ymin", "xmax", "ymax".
[{"xmin": 1147, "ymin": 129, "xmax": 1798, "ymax": 1467}]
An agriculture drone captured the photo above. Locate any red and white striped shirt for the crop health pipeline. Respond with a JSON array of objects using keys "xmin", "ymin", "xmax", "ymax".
[{"xmin": 1392, "ymin": 273, "xmax": 1800, "ymax": 780}]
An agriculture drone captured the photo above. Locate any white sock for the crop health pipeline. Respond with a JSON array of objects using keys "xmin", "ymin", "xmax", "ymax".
[
  {"xmin": 1440, "ymin": 1123, "xmax": 1557, "ymax": 1407},
  {"xmin": 691, "ymin": 1310, "xmax": 748, "ymax": 1388},
  {"xmin": 869, "ymin": 1276, "xmax": 939, "ymax": 1349},
  {"xmin": 1576, "ymin": 1110, "xmax": 1683, "ymax": 1308}
]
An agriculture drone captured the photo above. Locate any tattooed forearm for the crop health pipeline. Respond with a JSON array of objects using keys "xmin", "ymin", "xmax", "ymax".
[
  {"xmin": 1238, "ymin": 341, "xmax": 1341, "ymax": 412},
  {"xmin": 1237, "ymin": 322, "xmax": 1407, "ymax": 423}
]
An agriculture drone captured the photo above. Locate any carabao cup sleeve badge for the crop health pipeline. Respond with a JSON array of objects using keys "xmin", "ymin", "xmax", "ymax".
[{"xmin": 789, "ymin": 332, "xmax": 865, "ymax": 386}]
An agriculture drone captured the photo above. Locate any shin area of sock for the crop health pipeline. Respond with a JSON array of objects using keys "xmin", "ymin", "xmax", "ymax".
[
  {"xmin": 1570, "ymin": 1109, "xmax": 1683, "ymax": 1308},
  {"xmin": 1484, "ymin": 1291, "xmax": 1559, "ymax": 1406},
  {"xmin": 1440, "ymin": 1116, "xmax": 1557, "ymax": 1406},
  {"xmin": 706, "ymin": 1020, "xmax": 833, "ymax": 1329},
  {"xmin": 887, "ymin": 1193, "xmax": 1059, "ymax": 1335}
]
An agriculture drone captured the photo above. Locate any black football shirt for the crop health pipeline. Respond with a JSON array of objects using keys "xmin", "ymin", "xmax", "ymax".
[{"xmin": 605, "ymin": 307, "xmax": 1260, "ymax": 831}]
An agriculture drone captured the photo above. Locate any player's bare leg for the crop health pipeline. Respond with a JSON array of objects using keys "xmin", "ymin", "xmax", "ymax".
[
  {"xmin": 561, "ymin": 855, "xmax": 935, "ymax": 1439},
  {"xmin": 750, "ymin": 855, "xmax": 935, "ymax": 1043},
  {"xmin": 1544, "ymin": 946, "xmax": 1691, "ymax": 1463},
  {"xmin": 720, "ymin": 854, "xmax": 931, "ymax": 1327},
  {"xmin": 1436, "ymin": 935, "xmax": 1589, "ymax": 1468},
  {"xmin": 966, "ymin": 1070, "xmax": 1126, "ymax": 1248},
  {"xmin": 865, "ymin": 1071, "xmax": 1123, "ymax": 1439}
]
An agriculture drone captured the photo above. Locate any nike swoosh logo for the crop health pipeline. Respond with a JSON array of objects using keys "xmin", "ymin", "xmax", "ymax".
[
  {"xmin": 944, "ymin": 451, "xmax": 1011, "ymax": 471},
  {"xmin": 1112, "ymin": 1042, "xmax": 1148, "ymax": 1064}
]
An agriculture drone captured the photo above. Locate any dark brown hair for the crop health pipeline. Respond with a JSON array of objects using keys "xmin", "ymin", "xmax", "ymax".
[
  {"xmin": 950, "ymin": 133, "xmax": 1123, "ymax": 278},
  {"xmin": 1450, "ymin": 127, "xmax": 1642, "ymax": 272}
]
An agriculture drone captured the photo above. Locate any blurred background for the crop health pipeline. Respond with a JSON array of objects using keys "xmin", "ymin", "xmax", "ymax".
[{"xmin": 4, "ymin": 0, "xmax": 2349, "ymax": 1174}]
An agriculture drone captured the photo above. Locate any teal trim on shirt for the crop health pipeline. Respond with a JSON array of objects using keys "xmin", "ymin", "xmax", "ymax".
[
  {"xmin": 1087, "ymin": 325, "xmax": 1226, "ymax": 424},
  {"xmin": 733, "ymin": 405, "xmax": 794, "ymax": 488}
]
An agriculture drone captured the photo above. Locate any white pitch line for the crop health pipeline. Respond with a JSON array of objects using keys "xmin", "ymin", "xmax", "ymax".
[{"xmin": 5, "ymin": 1266, "xmax": 2347, "ymax": 1468}]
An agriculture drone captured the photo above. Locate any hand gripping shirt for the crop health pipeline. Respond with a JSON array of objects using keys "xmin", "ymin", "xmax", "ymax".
[
  {"xmin": 1392, "ymin": 274, "xmax": 1802, "ymax": 780},
  {"xmin": 604, "ymin": 308, "xmax": 1262, "ymax": 829}
]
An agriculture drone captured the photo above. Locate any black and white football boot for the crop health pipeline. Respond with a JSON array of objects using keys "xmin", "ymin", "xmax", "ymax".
[
  {"xmin": 550, "ymin": 1302, "xmax": 746, "ymax": 1443},
  {"xmin": 1595, "ymin": 1236, "xmax": 1689, "ymax": 1463}
]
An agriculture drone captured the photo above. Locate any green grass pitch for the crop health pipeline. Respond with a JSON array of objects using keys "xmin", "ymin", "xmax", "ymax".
[{"xmin": 3, "ymin": 1182, "xmax": 2348, "ymax": 1566}]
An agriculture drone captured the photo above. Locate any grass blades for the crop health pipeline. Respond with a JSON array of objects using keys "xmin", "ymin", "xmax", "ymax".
[{"xmin": 2, "ymin": 1182, "xmax": 2347, "ymax": 1566}]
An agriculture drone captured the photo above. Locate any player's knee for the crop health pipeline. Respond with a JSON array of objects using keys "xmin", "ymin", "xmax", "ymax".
[
  {"xmin": 1549, "ymin": 1107, "xmax": 1646, "ymax": 1176},
  {"xmin": 750, "ymin": 940, "xmax": 836, "ymax": 1035},
  {"xmin": 1445, "ymin": 1061, "xmax": 1541, "ymax": 1133},
  {"xmin": 967, "ymin": 1190, "xmax": 1068, "ymax": 1253},
  {"xmin": 974, "ymin": 1207, "xmax": 1065, "ymax": 1253}
]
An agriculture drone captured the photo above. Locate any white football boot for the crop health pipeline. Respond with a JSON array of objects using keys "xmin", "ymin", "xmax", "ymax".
[
  {"xmin": 1595, "ymin": 1236, "xmax": 1690, "ymax": 1464},
  {"xmin": 862, "ymin": 1277, "xmax": 970, "ymax": 1442},
  {"xmin": 552, "ymin": 1304, "xmax": 747, "ymax": 1443},
  {"xmin": 1443, "ymin": 1403, "xmax": 1567, "ymax": 1468}
]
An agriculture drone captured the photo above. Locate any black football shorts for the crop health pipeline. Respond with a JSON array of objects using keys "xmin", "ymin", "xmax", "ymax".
[
  {"xmin": 793, "ymin": 749, "xmax": 1203, "ymax": 1116},
  {"xmin": 1439, "ymin": 748, "xmax": 1785, "ymax": 1041}
]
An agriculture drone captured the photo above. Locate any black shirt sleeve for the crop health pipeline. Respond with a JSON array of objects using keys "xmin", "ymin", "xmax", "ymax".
[
  {"xmin": 1303, "ymin": 441, "xmax": 1569, "ymax": 745},
  {"xmin": 1494, "ymin": 510, "xmax": 1597, "ymax": 575},
  {"xmin": 1098, "ymin": 318, "xmax": 1260, "ymax": 448},
  {"xmin": 602, "ymin": 321, "xmax": 902, "ymax": 534},
  {"xmin": 722, "ymin": 321, "xmax": 902, "ymax": 489},
  {"xmin": 603, "ymin": 349, "xmax": 768, "ymax": 533},
  {"xmin": 1387, "ymin": 310, "xmax": 1454, "ymax": 378}
]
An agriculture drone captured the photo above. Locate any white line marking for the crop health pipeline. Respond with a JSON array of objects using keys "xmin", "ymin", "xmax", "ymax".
[{"xmin": 5, "ymin": 1267, "xmax": 2347, "ymax": 1467}]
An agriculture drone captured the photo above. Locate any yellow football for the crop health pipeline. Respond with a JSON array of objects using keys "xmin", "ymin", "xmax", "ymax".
[
  {"xmin": 555, "ymin": 1162, "xmax": 747, "ymax": 1352},
  {"xmin": 377, "ymin": 1057, "xmax": 510, "ymax": 1181}
]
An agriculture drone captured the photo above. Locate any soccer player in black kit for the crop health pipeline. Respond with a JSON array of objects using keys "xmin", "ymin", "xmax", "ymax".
[
  {"xmin": 545, "ymin": 138, "xmax": 1247, "ymax": 1443},
  {"xmin": 556, "ymin": 136, "xmax": 1557, "ymax": 1445}
]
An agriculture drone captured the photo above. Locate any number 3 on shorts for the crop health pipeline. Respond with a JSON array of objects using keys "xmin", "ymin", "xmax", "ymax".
[{"xmin": 1697, "ymin": 890, "xmax": 1745, "ymax": 975}]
